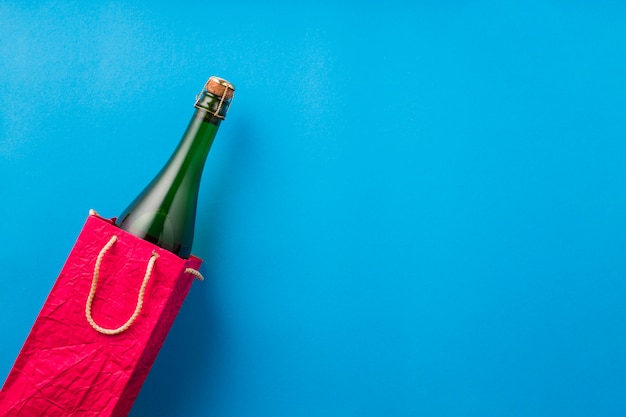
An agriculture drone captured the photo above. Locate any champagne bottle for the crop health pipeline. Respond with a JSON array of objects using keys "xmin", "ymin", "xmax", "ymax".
[{"xmin": 116, "ymin": 76, "xmax": 235, "ymax": 258}]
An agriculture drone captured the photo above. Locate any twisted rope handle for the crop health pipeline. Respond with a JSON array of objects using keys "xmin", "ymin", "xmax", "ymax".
[
  {"xmin": 185, "ymin": 267, "xmax": 204, "ymax": 281},
  {"xmin": 85, "ymin": 235, "xmax": 205, "ymax": 335},
  {"xmin": 85, "ymin": 235, "xmax": 158, "ymax": 335}
]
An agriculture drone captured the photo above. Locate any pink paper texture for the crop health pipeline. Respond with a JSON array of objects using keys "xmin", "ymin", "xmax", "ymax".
[{"xmin": 0, "ymin": 213, "xmax": 202, "ymax": 417}]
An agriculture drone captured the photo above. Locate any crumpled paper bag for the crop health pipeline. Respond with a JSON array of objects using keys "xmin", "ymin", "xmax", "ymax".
[{"xmin": 0, "ymin": 211, "xmax": 202, "ymax": 417}]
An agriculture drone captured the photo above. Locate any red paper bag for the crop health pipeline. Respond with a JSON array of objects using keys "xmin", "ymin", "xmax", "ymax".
[{"xmin": 0, "ymin": 211, "xmax": 202, "ymax": 416}]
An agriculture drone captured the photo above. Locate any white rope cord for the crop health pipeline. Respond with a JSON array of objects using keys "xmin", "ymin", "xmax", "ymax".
[
  {"xmin": 85, "ymin": 235, "xmax": 158, "ymax": 335},
  {"xmin": 185, "ymin": 267, "xmax": 204, "ymax": 281},
  {"xmin": 85, "ymin": 235, "xmax": 205, "ymax": 335}
]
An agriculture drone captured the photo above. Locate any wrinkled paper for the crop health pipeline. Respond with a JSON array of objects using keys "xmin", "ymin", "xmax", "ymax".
[{"xmin": 0, "ymin": 213, "xmax": 202, "ymax": 417}]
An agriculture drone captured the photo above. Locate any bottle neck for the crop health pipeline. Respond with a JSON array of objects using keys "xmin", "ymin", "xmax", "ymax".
[
  {"xmin": 115, "ymin": 98, "xmax": 223, "ymax": 257},
  {"xmin": 165, "ymin": 88, "xmax": 227, "ymax": 182},
  {"xmin": 166, "ymin": 109, "xmax": 221, "ymax": 182},
  {"xmin": 138, "ymin": 107, "xmax": 221, "ymax": 247},
  {"xmin": 115, "ymin": 77, "xmax": 234, "ymax": 258}
]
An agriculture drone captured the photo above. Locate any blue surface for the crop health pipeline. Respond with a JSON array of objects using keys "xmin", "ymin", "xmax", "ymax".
[{"xmin": 2, "ymin": 1, "xmax": 626, "ymax": 416}]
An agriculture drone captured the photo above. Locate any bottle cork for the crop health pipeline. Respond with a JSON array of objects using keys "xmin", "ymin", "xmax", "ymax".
[{"xmin": 205, "ymin": 76, "xmax": 235, "ymax": 99}]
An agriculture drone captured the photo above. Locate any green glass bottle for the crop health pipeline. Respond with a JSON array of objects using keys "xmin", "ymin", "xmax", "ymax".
[{"xmin": 116, "ymin": 76, "xmax": 235, "ymax": 258}]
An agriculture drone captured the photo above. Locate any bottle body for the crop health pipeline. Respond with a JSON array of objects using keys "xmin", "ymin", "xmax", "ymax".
[{"xmin": 116, "ymin": 77, "xmax": 234, "ymax": 258}]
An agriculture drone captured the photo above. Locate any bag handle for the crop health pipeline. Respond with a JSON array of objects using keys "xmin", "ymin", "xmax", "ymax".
[{"xmin": 85, "ymin": 235, "xmax": 204, "ymax": 335}]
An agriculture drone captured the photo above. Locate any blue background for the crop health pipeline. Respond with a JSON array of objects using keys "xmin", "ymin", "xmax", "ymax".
[{"xmin": 2, "ymin": 1, "xmax": 626, "ymax": 416}]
